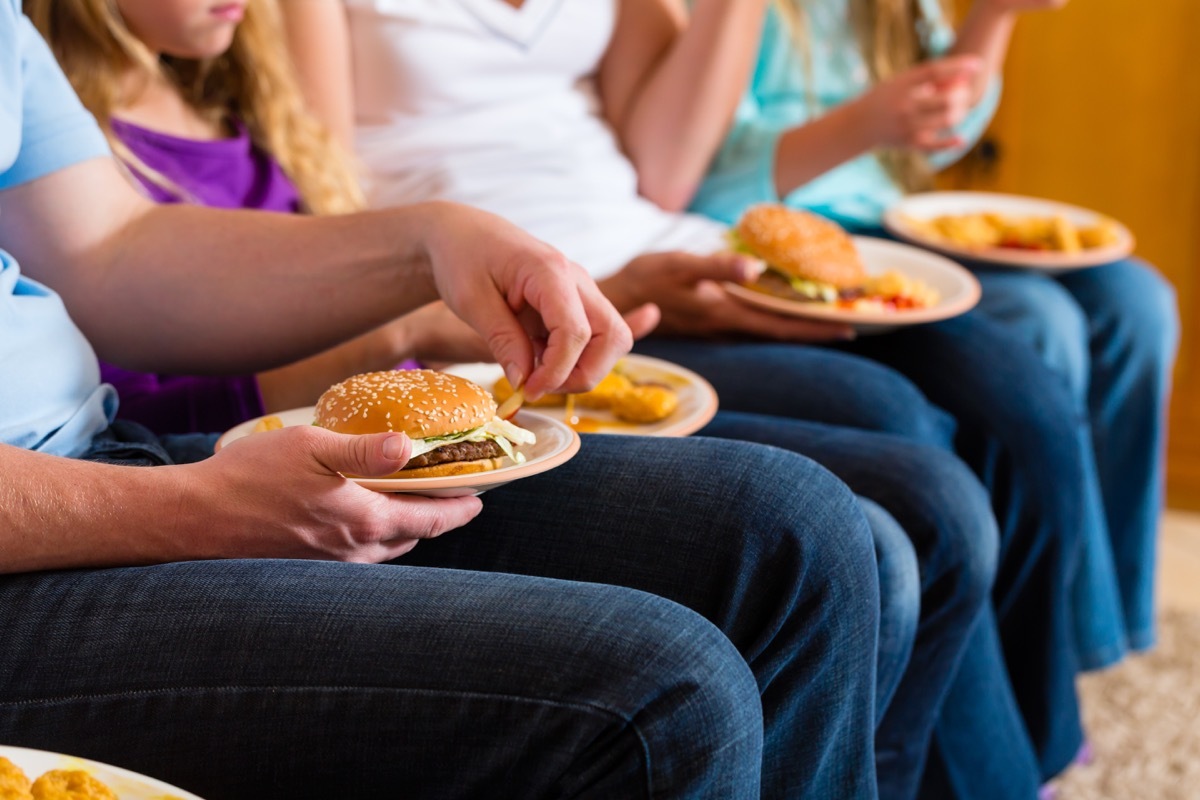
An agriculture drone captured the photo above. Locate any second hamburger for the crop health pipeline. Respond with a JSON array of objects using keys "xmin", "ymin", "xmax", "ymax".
[
  {"xmin": 730, "ymin": 204, "xmax": 938, "ymax": 311},
  {"xmin": 315, "ymin": 369, "xmax": 536, "ymax": 478}
]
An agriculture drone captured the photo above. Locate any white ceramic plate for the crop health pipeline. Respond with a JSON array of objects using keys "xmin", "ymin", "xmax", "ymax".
[
  {"xmin": 0, "ymin": 745, "xmax": 204, "ymax": 799},
  {"xmin": 883, "ymin": 191, "xmax": 1134, "ymax": 271},
  {"xmin": 215, "ymin": 408, "xmax": 579, "ymax": 497},
  {"xmin": 444, "ymin": 354, "xmax": 719, "ymax": 437},
  {"xmin": 724, "ymin": 236, "xmax": 981, "ymax": 335}
]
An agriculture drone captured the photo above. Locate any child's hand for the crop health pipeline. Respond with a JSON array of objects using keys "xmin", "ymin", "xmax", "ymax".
[{"xmin": 856, "ymin": 56, "xmax": 982, "ymax": 152}]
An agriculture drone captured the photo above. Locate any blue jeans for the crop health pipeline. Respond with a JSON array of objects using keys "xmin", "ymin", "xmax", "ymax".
[
  {"xmin": 700, "ymin": 410, "xmax": 996, "ymax": 800},
  {"xmin": 638, "ymin": 330, "xmax": 1086, "ymax": 782},
  {"xmin": 976, "ymin": 259, "xmax": 1180, "ymax": 657},
  {"xmin": 858, "ymin": 497, "xmax": 920, "ymax": 721},
  {"xmin": 1, "ymin": 423, "xmax": 881, "ymax": 800}
]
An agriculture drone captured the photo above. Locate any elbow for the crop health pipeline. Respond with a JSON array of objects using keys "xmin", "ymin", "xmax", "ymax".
[{"xmin": 639, "ymin": 173, "xmax": 699, "ymax": 214}]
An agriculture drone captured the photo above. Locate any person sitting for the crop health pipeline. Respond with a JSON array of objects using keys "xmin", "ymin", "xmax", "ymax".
[{"xmin": 0, "ymin": 2, "xmax": 885, "ymax": 798}]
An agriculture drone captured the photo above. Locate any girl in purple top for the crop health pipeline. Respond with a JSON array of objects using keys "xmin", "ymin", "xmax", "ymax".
[{"xmin": 27, "ymin": 0, "xmax": 427, "ymax": 434}]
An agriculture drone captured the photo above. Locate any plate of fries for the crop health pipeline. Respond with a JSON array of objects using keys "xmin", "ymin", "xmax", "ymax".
[
  {"xmin": 444, "ymin": 355, "xmax": 719, "ymax": 438},
  {"xmin": 884, "ymin": 191, "xmax": 1135, "ymax": 271}
]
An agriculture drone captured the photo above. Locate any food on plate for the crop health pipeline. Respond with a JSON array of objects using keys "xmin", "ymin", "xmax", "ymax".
[
  {"xmin": 0, "ymin": 760, "xmax": 119, "ymax": 800},
  {"xmin": 730, "ymin": 204, "xmax": 939, "ymax": 311},
  {"xmin": 30, "ymin": 770, "xmax": 116, "ymax": 800},
  {"xmin": 250, "ymin": 414, "xmax": 284, "ymax": 433},
  {"xmin": 901, "ymin": 211, "xmax": 1121, "ymax": 253},
  {"xmin": 493, "ymin": 362, "xmax": 679, "ymax": 425},
  {"xmin": 315, "ymin": 369, "xmax": 536, "ymax": 478},
  {"xmin": 0, "ymin": 756, "xmax": 32, "ymax": 799}
]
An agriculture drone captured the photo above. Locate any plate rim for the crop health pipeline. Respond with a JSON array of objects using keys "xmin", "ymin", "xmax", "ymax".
[
  {"xmin": 0, "ymin": 744, "xmax": 206, "ymax": 799},
  {"xmin": 882, "ymin": 190, "xmax": 1135, "ymax": 270},
  {"xmin": 215, "ymin": 407, "xmax": 581, "ymax": 492},
  {"xmin": 723, "ymin": 235, "xmax": 981, "ymax": 327}
]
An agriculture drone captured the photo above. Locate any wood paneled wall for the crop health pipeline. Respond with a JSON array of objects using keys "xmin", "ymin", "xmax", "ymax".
[{"xmin": 940, "ymin": 0, "xmax": 1200, "ymax": 508}]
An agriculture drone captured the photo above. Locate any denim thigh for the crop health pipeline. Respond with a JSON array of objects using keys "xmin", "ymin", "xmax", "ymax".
[{"xmin": 0, "ymin": 561, "xmax": 762, "ymax": 800}]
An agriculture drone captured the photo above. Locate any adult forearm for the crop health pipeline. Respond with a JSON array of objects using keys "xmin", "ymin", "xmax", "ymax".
[
  {"xmin": 0, "ymin": 446, "xmax": 189, "ymax": 573},
  {"xmin": 951, "ymin": 1, "xmax": 1017, "ymax": 100},
  {"xmin": 624, "ymin": 0, "xmax": 770, "ymax": 211},
  {"xmin": 65, "ymin": 202, "xmax": 442, "ymax": 375},
  {"xmin": 773, "ymin": 101, "xmax": 878, "ymax": 199}
]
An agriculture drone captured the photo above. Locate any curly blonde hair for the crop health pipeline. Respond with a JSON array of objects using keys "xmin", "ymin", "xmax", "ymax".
[
  {"xmin": 774, "ymin": 0, "xmax": 955, "ymax": 192},
  {"xmin": 25, "ymin": 0, "xmax": 363, "ymax": 215}
]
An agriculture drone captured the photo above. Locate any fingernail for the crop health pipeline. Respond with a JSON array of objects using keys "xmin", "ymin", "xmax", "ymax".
[
  {"xmin": 382, "ymin": 434, "xmax": 406, "ymax": 460},
  {"xmin": 506, "ymin": 366, "xmax": 525, "ymax": 390},
  {"xmin": 739, "ymin": 257, "xmax": 767, "ymax": 280}
]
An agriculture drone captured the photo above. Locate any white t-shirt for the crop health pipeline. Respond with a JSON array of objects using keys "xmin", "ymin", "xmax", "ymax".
[{"xmin": 345, "ymin": 0, "xmax": 726, "ymax": 279}]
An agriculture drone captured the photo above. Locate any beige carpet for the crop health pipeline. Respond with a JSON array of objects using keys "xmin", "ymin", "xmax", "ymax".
[{"xmin": 1051, "ymin": 609, "xmax": 1200, "ymax": 798}]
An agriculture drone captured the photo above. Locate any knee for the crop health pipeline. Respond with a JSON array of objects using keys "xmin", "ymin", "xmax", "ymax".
[
  {"xmin": 861, "ymin": 498, "xmax": 920, "ymax": 647},
  {"xmin": 626, "ymin": 595, "xmax": 765, "ymax": 756},
  {"xmin": 907, "ymin": 447, "xmax": 999, "ymax": 610},
  {"xmin": 748, "ymin": 447, "xmax": 882, "ymax": 648},
  {"xmin": 1097, "ymin": 260, "xmax": 1180, "ymax": 366},
  {"xmin": 979, "ymin": 274, "xmax": 1090, "ymax": 399}
]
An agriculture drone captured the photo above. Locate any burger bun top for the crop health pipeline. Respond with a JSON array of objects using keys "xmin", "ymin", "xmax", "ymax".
[
  {"xmin": 736, "ymin": 204, "xmax": 866, "ymax": 289},
  {"xmin": 315, "ymin": 369, "xmax": 497, "ymax": 439}
]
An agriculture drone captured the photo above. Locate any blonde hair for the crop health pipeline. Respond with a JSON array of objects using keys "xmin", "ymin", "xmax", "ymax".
[
  {"xmin": 774, "ymin": 0, "xmax": 954, "ymax": 191},
  {"xmin": 24, "ymin": 0, "xmax": 363, "ymax": 215}
]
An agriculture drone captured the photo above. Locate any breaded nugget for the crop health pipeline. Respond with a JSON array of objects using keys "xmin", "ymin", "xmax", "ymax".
[
  {"xmin": 29, "ymin": 770, "xmax": 116, "ymax": 800},
  {"xmin": 610, "ymin": 386, "xmax": 679, "ymax": 424},
  {"xmin": 0, "ymin": 757, "xmax": 32, "ymax": 800}
]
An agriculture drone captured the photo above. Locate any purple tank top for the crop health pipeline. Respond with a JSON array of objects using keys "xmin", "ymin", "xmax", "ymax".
[
  {"xmin": 110, "ymin": 117, "xmax": 302, "ymax": 212},
  {"xmin": 100, "ymin": 118, "xmax": 298, "ymax": 434}
]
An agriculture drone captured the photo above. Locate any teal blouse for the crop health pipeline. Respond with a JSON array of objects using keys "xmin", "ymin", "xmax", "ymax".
[{"xmin": 690, "ymin": 0, "xmax": 1000, "ymax": 228}]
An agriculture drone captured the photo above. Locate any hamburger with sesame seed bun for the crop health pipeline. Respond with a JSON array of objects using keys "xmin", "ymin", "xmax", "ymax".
[
  {"xmin": 314, "ymin": 369, "xmax": 536, "ymax": 479},
  {"xmin": 729, "ymin": 204, "xmax": 867, "ymax": 303}
]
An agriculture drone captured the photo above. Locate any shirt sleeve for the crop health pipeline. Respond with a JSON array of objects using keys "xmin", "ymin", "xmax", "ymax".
[
  {"xmin": 688, "ymin": 93, "xmax": 788, "ymax": 225},
  {"xmin": 0, "ymin": 12, "xmax": 109, "ymax": 190}
]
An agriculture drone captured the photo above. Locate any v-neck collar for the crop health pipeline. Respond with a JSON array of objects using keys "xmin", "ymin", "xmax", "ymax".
[{"xmin": 453, "ymin": 0, "xmax": 566, "ymax": 48}]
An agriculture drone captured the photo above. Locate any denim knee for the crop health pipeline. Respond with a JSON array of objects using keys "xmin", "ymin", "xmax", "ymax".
[
  {"xmin": 616, "ymin": 593, "xmax": 766, "ymax": 773},
  {"xmin": 975, "ymin": 271, "xmax": 1090, "ymax": 403},
  {"xmin": 1064, "ymin": 258, "xmax": 1180, "ymax": 374},
  {"xmin": 745, "ymin": 445, "xmax": 882, "ymax": 651}
]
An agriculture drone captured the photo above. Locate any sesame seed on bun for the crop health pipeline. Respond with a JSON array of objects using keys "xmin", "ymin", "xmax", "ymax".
[
  {"xmin": 315, "ymin": 369, "xmax": 496, "ymax": 439},
  {"xmin": 736, "ymin": 204, "xmax": 866, "ymax": 289}
]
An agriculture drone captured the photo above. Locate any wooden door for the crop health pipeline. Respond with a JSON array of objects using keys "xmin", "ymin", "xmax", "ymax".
[{"xmin": 941, "ymin": 0, "xmax": 1200, "ymax": 508}]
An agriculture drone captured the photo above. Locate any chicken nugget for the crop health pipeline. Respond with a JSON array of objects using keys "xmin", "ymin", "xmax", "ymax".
[
  {"xmin": 30, "ymin": 771, "xmax": 115, "ymax": 800},
  {"xmin": 250, "ymin": 414, "xmax": 284, "ymax": 433},
  {"xmin": 611, "ymin": 385, "xmax": 679, "ymax": 424},
  {"xmin": 0, "ymin": 757, "xmax": 32, "ymax": 800},
  {"xmin": 575, "ymin": 371, "xmax": 634, "ymax": 410}
]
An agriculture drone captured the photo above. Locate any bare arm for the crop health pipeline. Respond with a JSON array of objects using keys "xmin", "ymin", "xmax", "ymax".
[
  {"xmin": 0, "ymin": 156, "xmax": 630, "ymax": 397},
  {"xmin": 279, "ymin": 0, "xmax": 355, "ymax": 151},
  {"xmin": 951, "ymin": 0, "xmax": 1068, "ymax": 101},
  {"xmin": 280, "ymin": 0, "xmax": 356, "ymax": 150},
  {"xmin": 0, "ymin": 429, "xmax": 482, "ymax": 574},
  {"xmin": 600, "ymin": 0, "xmax": 769, "ymax": 211},
  {"xmin": 770, "ymin": 58, "xmax": 980, "ymax": 197}
]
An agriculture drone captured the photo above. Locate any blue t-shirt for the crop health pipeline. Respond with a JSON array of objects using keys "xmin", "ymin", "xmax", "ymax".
[
  {"xmin": 1, "ymin": 0, "xmax": 116, "ymax": 456},
  {"xmin": 690, "ymin": 0, "xmax": 1000, "ymax": 228}
]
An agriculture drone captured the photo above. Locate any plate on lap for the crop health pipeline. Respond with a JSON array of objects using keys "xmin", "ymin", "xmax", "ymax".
[
  {"xmin": 443, "ymin": 354, "xmax": 719, "ymax": 437},
  {"xmin": 0, "ymin": 744, "xmax": 205, "ymax": 800},
  {"xmin": 883, "ymin": 191, "xmax": 1134, "ymax": 271},
  {"xmin": 215, "ymin": 407, "xmax": 579, "ymax": 497},
  {"xmin": 724, "ymin": 236, "xmax": 980, "ymax": 335}
]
